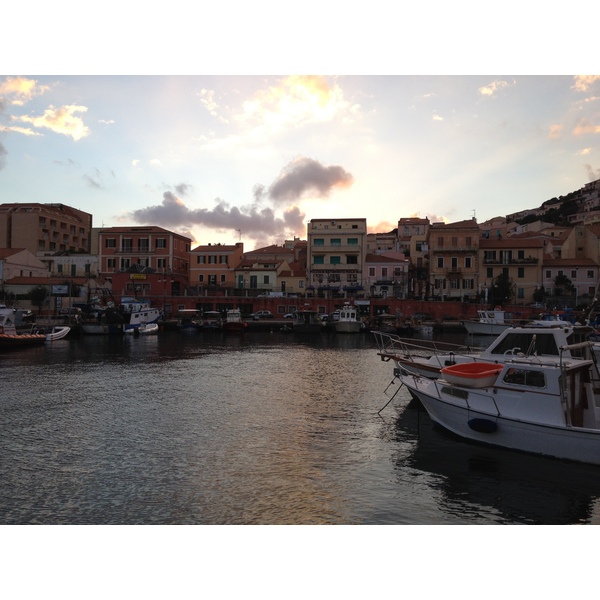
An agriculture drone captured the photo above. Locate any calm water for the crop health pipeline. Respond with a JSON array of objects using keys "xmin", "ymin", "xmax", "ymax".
[{"xmin": 2, "ymin": 329, "xmax": 600, "ymax": 525}]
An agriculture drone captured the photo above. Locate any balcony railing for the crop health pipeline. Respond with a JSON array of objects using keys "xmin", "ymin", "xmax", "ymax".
[{"xmin": 482, "ymin": 258, "xmax": 539, "ymax": 265}]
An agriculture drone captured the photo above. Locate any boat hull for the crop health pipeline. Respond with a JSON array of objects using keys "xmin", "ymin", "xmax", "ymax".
[
  {"xmin": 462, "ymin": 321, "xmax": 510, "ymax": 335},
  {"xmin": 334, "ymin": 321, "xmax": 362, "ymax": 333},
  {"xmin": 411, "ymin": 384, "xmax": 600, "ymax": 465},
  {"xmin": 0, "ymin": 333, "xmax": 46, "ymax": 348}
]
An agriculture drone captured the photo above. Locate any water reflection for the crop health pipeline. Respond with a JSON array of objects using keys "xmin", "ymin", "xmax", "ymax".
[{"xmin": 392, "ymin": 397, "xmax": 600, "ymax": 524}]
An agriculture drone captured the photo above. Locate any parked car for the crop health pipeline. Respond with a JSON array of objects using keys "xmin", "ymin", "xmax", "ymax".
[
  {"xmin": 251, "ymin": 310, "xmax": 274, "ymax": 320},
  {"xmin": 283, "ymin": 313, "xmax": 295, "ymax": 319}
]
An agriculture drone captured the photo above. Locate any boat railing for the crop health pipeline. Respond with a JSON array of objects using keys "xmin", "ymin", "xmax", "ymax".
[{"xmin": 372, "ymin": 330, "xmax": 482, "ymax": 360}]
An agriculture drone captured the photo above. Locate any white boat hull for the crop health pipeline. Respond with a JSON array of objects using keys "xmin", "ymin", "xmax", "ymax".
[
  {"xmin": 334, "ymin": 321, "xmax": 362, "ymax": 333},
  {"xmin": 462, "ymin": 321, "xmax": 510, "ymax": 335},
  {"xmin": 45, "ymin": 326, "xmax": 71, "ymax": 341},
  {"xmin": 410, "ymin": 383, "xmax": 600, "ymax": 465}
]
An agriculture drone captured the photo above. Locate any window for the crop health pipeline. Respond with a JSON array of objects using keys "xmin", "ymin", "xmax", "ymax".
[
  {"xmin": 503, "ymin": 368, "xmax": 546, "ymax": 388},
  {"xmin": 209, "ymin": 275, "xmax": 217, "ymax": 285},
  {"xmin": 263, "ymin": 275, "xmax": 270, "ymax": 284},
  {"xmin": 465, "ymin": 236, "xmax": 472, "ymax": 247},
  {"xmin": 71, "ymin": 264, "xmax": 76, "ymax": 277},
  {"xmin": 571, "ymin": 270, "xmax": 577, "ymax": 279},
  {"xmin": 463, "ymin": 279, "xmax": 474, "ymax": 289},
  {"xmin": 382, "ymin": 268, "xmax": 388, "ymax": 278},
  {"xmin": 545, "ymin": 270, "xmax": 551, "ymax": 279},
  {"xmin": 197, "ymin": 255, "xmax": 206, "ymax": 264},
  {"xmin": 198, "ymin": 274, "xmax": 204, "ymax": 282},
  {"xmin": 330, "ymin": 256, "xmax": 341, "ymax": 265},
  {"xmin": 209, "ymin": 255, "xmax": 217, "ymax": 264},
  {"xmin": 518, "ymin": 287, "xmax": 525, "ymax": 298},
  {"xmin": 451, "ymin": 257, "xmax": 458, "ymax": 270},
  {"xmin": 518, "ymin": 267, "xmax": 524, "ymax": 278},
  {"xmin": 105, "ymin": 238, "xmax": 116, "ymax": 248},
  {"xmin": 220, "ymin": 274, "xmax": 226, "ymax": 283},
  {"xmin": 331, "ymin": 238, "xmax": 341, "ymax": 246},
  {"xmin": 120, "ymin": 258, "xmax": 131, "ymax": 269},
  {"xmin": 57, "ymin": 264, "xmax": 63, "ymax": 273},
  {"xmin": 437, "ymin": 257, "xmax": 444, "ymax": 268},
  {"xmin": 451, "ymin": 236, "xmax": 458, "ymax": 247},
  {"xmin": 518, "ymin": 250, "xmax": 525, "ymax": 260},
  {"xmin": 107, "ymin": 258, "xmax": 116, "ymax": 269},
  {"xmin": 313, "ymin": 238, "xmax": 324, "ymax": 246},
  {"xmin": 122, "ymin": 238, "xmax": 133, "ymax": 251},
  {"xmin": 465, "ymin": 257, "xmax": 472, "ymax": 269},
  {"xmin": 156, "ymin": 238, "xmax": 166, "ymax": 249},
  {"xmin": 369, "ymin": 267, "xmax": 375, "ymax": 277},
  {"xmin": 348, "ymin": 238, "xmax": 358, "ymax": 245},
  {"xmin": 314, "ymin": 256, "xmax": 324, "ymax": 264},
  {"xmin": 219, "ymin": 255, "xmax": 228, "ymax": 264},
  {"xmin": 346, "ymin": 255, "xmax": 358, "ymax": 264},
  {"xmin": 486, "ymin": 267, "xmax": 493, "ymax": 278},
  {"xmin": 157, "ymin": 258, "xmax": 166, "ymax": 269},
  {"xmin": 138, "ymin": 238, "xmax": 150, "ymax": 252},
  {"xmin": 587, "ymin": 270, "xmax": 594, "ymax": 279},
  {"xmin": 437, "ymin": 236, "xmax": 444, "ymax": 248}
]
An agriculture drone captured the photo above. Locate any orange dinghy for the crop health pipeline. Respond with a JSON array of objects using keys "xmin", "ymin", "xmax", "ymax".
[{"xmin": 440, "ymin": 361, "xmax": 503, "ymax": 388}]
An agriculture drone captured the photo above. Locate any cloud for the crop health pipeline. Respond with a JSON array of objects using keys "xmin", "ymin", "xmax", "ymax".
[
  {"xmin": 175, "ymin": 183, "xmax": 192, "ymax": 196},
  {"xmin": 573, "ymin": 118, "xmax": 600, "ymax": 136},
  {"xmin": 548, "ymin": 124, "xmax": 563, "ymax": 139},
  {"xmin": 0, "ymin": 124, "xmax": 42, "ymax": 136},
  {"xmin": 478, "ymin": 79, "xmax": 514, "ymax": 97},
  {"xmin": 267, "ymin": 157, "xmax": 354, "ymax": 203},
  {"xmin": 129, "ymin": 191, "xmax": 306, "ymax": 242},
  {"xmin": 573, "ymin": 76, "xmax": 600, "ymax": 93},
  {"xmin": 585, "ymin": 164, "xmax": 600, "ymax": 181},
  {"xmin": 15, "ymin": 104, "xmax": 90, "ymax": 140},
  {"xmin": 0, "ymin": 76, "xmax": 49, "ymax": 106}
]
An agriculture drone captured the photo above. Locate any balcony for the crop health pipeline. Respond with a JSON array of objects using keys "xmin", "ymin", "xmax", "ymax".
[{"xmin": 482, "ymin": 258, "xmax": 539, "ymax": 265}]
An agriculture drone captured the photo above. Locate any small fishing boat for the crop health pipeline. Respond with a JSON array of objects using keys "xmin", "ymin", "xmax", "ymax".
[
  {"xmin": 292, "ymin": 306, "xmax": 324, "ymax": 333},
  {"xmin": 461, "ymin": 308, "xmax": 514, "ymax": 335},
  {"xmin": 392, "ymin": 341, "xmax": 600, "ymax": 465},
  {"xmin": 333, "ymin": 303, "xmax": 363, "ymax": 333},
  {"xmin": 202, "ymin": 311, "xmax": 223, "ymax": 330},
  {"xmin": 0, "ymin": 305, "xmax": 46, "ymax": 348},
  {"xmin": 223, "ymin": 308, "xmax": 247, "ymax": 334},
  {"xmin": 374, "ymin": 322, "xmax": 598, "ymax": 380}
]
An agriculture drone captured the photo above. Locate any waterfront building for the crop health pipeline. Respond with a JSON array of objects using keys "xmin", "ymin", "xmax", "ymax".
[
  {"xmin": 0, "ymin": 202, "xmax": 92, "ymax": 258},
  {"xmin": 427, "ymin": 219, "xmax": 480, "ymax": 302},
  {"xmin": 234, "ymin": 256, "xmax": 292, "ymax": 294},
  {"xmin": 190, "ymin": 242, "xmax": 244, "ymax": 291},
  {"xmin": 97, "ymin": 226, "xmax": 190, "ymax": 279},
  {"xmin": 306, "ymin": 218, "xmax": 367, "ymax": 293},
  {"xmin": 365, "ymin": 253, "xmax": 409, "ymax": 298},
  {"xmin": 479, "ymin": 235, "xmax": 545, "ymax": 305},
  {"xmin": 0, "ymin": 248, "xmax": 48, "ymax": 283}
]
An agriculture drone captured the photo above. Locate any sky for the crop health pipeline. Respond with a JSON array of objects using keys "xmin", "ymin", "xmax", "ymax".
[
  {"xmin": 3, "ymin": 73, "xmax": 600, "ymax": 251},
  {"xmin": 2, "ymin": 4, "xmax": 600, "ymax": 253}
]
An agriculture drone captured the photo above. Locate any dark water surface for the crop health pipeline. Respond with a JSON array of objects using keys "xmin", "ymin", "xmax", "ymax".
[{"xmin": 2, "ymin": 330, "xmax": 600, "ymax": 525}]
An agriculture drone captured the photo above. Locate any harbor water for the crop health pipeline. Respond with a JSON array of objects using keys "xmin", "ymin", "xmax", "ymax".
[{"xmin": 2, "ymin": 329, "xmax": 600, "ymax": 525}]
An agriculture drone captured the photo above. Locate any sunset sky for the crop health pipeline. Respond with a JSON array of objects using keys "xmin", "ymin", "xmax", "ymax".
[{"xmin": 2, "ymin": 10, "xmax": 599, "ymax": 251}]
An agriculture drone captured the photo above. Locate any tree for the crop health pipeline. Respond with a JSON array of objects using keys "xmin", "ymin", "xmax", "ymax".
[
  {"xmin": 490, "ymin": 272, "xmax": 513, "ymax": 306},
  {"xmin": 29, "ymin": 286, "xmax": 49, "ymax": 314},
  {"xmin": 554, "ymin": 274, "xmax": 575, "ymax": 296}
]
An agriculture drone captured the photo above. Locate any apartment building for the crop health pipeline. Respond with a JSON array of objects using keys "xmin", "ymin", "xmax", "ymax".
[
  {"xmin": 428, "ymin": 219, "xmax": 480, "ymax": 301},
  {"xmin": 480, "ymin": 235, "xmax": 545, "ymax": 304},
  {"xmin": 306, "ymin": 218, "xmax": 367, "ymax": 292},
  {"xmin": 190, "ymin": 242, "xmax": 244, "ymax": 289},
  {"xmin": 0, "ymin": 203, "xmax": 92, "ymax": 257},
  {"xmin": 365, "ymin": 253, "xmax": 409, "ymax": 298},
  {"xmin": 97, "ymin": 226, "xmax": 190, "ymax": 275}
]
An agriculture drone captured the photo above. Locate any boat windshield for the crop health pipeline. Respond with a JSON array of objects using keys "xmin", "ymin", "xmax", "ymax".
[{"xmin": 488, "ymin": 332, "xmax": 560, "ymax": 356}]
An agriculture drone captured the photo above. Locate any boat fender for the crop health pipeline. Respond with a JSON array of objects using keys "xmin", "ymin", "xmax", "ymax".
[{"xmin": 468, "ymin": 418, "xmax": 498, "ymax": 434}]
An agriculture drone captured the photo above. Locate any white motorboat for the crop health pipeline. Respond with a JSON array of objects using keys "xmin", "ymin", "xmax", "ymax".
[
  {"xmin": 374, "ymin": 323, "xmax": 598, "ymax": 380},
  {"xmin": 393, "ymin": 341, "xmax": 600, "ymax": 465},
  {"xmin": 333, "ymin": 303, "xmax": 363, "ymax": 333},
  {"xmin": 125, "ymin": 322, "xmax": 159, "ymax": 335},
  {"xmin": 0, "ymin": 305, "xmax": 46, "ymax": 348},
  {"xmin": 45, "ymin": 325, "xmax": 71, "ymax": 341},
  {"xmin": 461, "ymin": 308, "xmax": 521, "ymax": 335}
]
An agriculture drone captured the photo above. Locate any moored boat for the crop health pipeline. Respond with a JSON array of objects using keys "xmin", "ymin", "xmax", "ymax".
[
  {"xmin": 393, "ymin": 341, "xmax": 600, "ymax": 465},
  {"xmin": 45, "ymin": 325, "xmax": 71, "ymax": 342},
  {"xmin": 333, "ymin": 303, "xmax": 363, "ymax": 333},
  {"xmin": 374, "ymin": 322, "xmax": 599, "ymax": 380},
  {"xmin": 292, "ymin": 306, "xmax": 324, "ymax": 333},
  {"xmin": 0, "ymin": 304, "xmax": 46, "ymax": 348},
  {"xmin": 223, "ymin": 308, "xmax": 247, "ymax": 334},
  {"xmin": 461, "ymin": 308, "xmax": 514, "ymax": 335}
]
